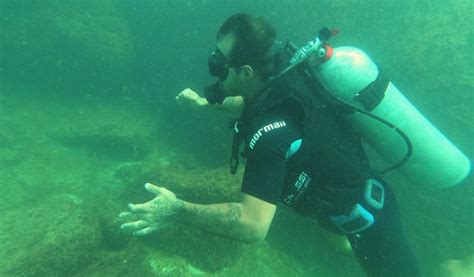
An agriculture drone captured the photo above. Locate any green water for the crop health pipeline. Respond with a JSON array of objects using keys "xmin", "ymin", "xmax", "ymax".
[{"xmin": 0, "ymin": 0, "xmax": 472, "ymax": 276}]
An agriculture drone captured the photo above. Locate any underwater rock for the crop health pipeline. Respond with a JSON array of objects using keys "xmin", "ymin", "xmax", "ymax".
[
  {"xmin": 158, "ymin": 157, "xmax": 171, "ymax": 168},
  {"xmin": 115, "ymin": 162, "xmax": 152, "ymax": 185},
  {"xmin": 99, "ymin": 216, "xmax": 131, "ymax": 251},
  {"xmin": 0, "ymin": 195, "xmax": 102, "ymax": 276},
  {"xmin": 52, "ymin": 132, "xmax": 150, "ymax": 162}
]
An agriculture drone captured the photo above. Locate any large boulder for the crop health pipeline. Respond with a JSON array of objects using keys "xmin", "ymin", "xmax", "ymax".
[{"xmin": 0, "ymin": 194, "xmax": 102, "ymax": 276}]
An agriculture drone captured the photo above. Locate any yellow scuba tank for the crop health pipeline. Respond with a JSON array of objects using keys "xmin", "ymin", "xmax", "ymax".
[{"xmin": 314, "ymin": 45, "xmax": 471, "ymax": 188}]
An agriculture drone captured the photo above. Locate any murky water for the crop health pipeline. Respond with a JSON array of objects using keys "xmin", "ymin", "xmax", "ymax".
[{"xmin": 1, "ymin": 1, "xmax": 472, "ymax": 276}]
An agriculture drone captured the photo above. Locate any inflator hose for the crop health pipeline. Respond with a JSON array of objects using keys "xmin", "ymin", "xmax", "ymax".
[
  {"xmin": 304, "ymin": 63, "xmax": 413, "ymax": 174},
  {"xmin": 341, "ymin": 100, "xmax": 413, "ymax": 174}
]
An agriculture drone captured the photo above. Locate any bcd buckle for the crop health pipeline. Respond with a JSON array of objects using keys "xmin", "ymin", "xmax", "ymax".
[
  {"xmin": 330, "ymin": 204, "xmax": 374, "ymax": 234},
  {"xmin": 329, "ymin": 178, "xmax": 385, "ymax": 234}
]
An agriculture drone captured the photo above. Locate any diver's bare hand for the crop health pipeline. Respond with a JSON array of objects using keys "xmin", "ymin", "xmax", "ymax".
[
  {"xmin": 119, "ymin": 183, "xmax": 183, "ymax": 236},
  {"xmin": 175, "ymin": 88, "xmax": 208, "ymax": 109}
]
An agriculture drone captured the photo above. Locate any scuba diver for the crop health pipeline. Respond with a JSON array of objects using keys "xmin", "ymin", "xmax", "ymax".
[{"xmin": 118, "ymin": 13, "xmax": 452, "ymax": 276}]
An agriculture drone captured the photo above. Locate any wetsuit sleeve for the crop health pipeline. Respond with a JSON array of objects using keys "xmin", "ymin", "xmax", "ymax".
[{"xmin": 241, "ymin": 115, "xmax": 301, "ymax": 205}]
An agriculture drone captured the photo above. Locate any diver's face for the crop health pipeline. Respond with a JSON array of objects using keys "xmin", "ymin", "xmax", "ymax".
[{"xmin": 215, "ymin": 34, "xmax": 251, "ymax": 97}]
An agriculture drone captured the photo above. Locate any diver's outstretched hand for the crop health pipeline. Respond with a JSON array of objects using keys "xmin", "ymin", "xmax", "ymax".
[
  {"xmin": 175, "ymin": 88, "xmax": 208, "ymax": 109},
  {"xmin": 119, "ymin": 183, "xmax": 183, "ymax": 236}
]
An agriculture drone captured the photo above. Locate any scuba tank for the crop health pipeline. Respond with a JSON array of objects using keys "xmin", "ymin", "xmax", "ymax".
[{"xmin": 290, "ymin": 28, "xmax": 471, "ymax": 188}]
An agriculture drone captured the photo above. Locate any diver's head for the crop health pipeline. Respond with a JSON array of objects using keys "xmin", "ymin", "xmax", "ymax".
[{"xmin": 204, "ymin": 13, "xmax": 277, "ymax": 104}]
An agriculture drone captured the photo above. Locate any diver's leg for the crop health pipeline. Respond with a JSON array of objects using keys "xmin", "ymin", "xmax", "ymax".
[{"xmin": 346, "ymin": 183, "xmax": 420, "ymax": 277}]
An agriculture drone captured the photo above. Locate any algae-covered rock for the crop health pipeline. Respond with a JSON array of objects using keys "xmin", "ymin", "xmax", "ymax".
[
  {"xmin": 0, "ymin": 0, "xmax": 134, "ymax": 96},
  {"xmin": 0, "ymin": 194, "xmax": 102, "ymax": 276}
]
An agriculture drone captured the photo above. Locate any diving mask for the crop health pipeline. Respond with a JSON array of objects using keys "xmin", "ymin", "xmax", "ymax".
[
  {"xmin": 208, "ymin": 48, "xmax": 231, "ymax": 82},
  {"xmin": 204, "ymin": 48, "xmax": 232, "ymax": 105}
]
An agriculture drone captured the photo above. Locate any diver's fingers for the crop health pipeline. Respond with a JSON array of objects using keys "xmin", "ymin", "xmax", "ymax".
[
  {"xmin": 177, "ymin": 89, "xmax": 190, "ymax": 99},
  {"xmin": 144, "ymin": 182, "xmax": 162, "ymax": 195},
  {"xmin": 133, "ymin": 226, "xmax": 157, "ymax": 236},
  {"xmin": 177, "ymin": 88, "xmax": 199, "ymax": 102},
  {"xmin": 182, "ymin": 88, "xmax": 197, "ymax": 96},
  {"xmin": 128, "ymin": 202, "xmax": 150, "ymax": 213},
  {"xmin": 119, "ymin": 211, "xmax": 132, "ymax": 218},
  {"xmin": 120, "ymin": 220, "xmax": 147, "ymax": 231},
  {"xmin": 118, "ymin": 212, "xmax": 140, "ymax": 221}
]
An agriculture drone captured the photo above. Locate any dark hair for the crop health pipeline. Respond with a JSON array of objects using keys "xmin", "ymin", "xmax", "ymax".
[{"xmin": 217, "ymin": 13, "xmax": 277, "ymax": 79}]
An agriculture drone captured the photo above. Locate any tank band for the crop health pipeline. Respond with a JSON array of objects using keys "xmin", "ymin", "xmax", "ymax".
[{"xmin": 354, "ymin": 67, "xmax": 390, "ymax": 111}]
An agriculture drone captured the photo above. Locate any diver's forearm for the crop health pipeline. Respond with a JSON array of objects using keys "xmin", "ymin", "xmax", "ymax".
[
  {"xmin": 201, "ymin": 96, "xmax": 244, "ymax": 114},
  {"xmin": 178, "ymin": 201, "xmax": 259, "ymax": 242}
]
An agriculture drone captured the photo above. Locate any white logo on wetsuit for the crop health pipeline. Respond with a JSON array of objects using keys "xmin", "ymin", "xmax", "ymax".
[
  {"xmin": 283, "ymin": 171, "xmax": 311, "ymax": 205},
  {"xmin": 249, "ymin": 120, "xmax": 287, "ymax": 149}
]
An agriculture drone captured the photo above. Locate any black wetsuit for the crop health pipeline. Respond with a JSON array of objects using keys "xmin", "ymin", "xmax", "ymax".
[{"xmin": 240, "ymin": 101, "xmax": 420, "ymax": 277}]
